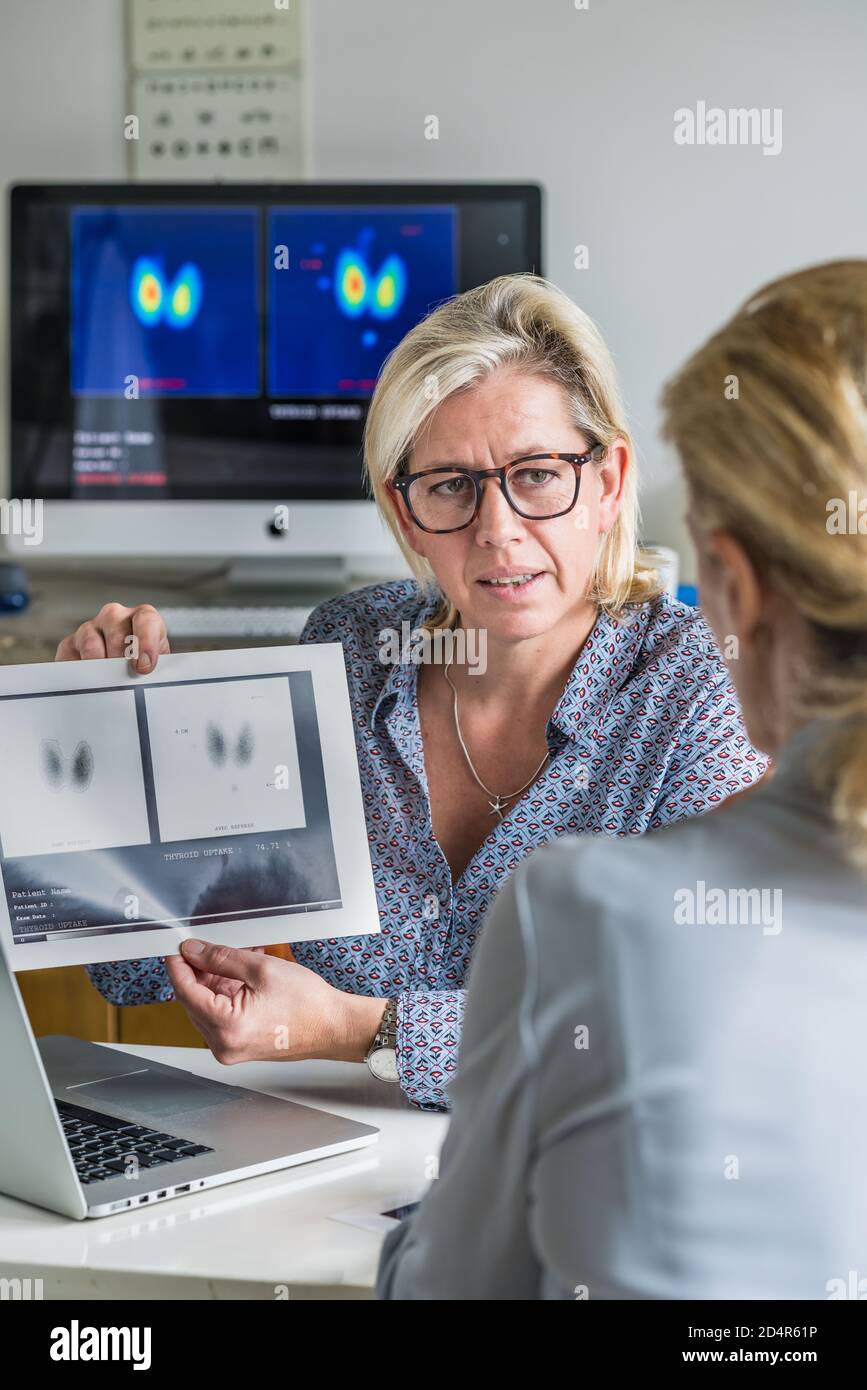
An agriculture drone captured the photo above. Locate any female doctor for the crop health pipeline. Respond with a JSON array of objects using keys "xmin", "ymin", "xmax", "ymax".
[{"xmin": 55, "ymin": 274, "xmax": 765, "ymax": 1110}]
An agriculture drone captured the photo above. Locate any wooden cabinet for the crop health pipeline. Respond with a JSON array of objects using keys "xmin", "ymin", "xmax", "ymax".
[
  {"xmin": 18, "ymin": 966, "xmax": 119, "ymax": 1043},
  {"xmin": 19, "ymin": 944, "xmax": 296, "ymax": 1044},
  {"xmin": 18, "ymin": 966, "xmax": 205, "ymax": 1045}
]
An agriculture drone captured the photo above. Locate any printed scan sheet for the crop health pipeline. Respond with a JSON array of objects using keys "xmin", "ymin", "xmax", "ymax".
[{"xmin": 0, "ymin": 645, "xmax": 379, "ymax": 970}]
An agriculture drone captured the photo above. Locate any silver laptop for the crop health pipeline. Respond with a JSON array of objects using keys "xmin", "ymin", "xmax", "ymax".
[{"xmin": 0, "ymin": 949, "xmax": 378, "ymax": 1219}]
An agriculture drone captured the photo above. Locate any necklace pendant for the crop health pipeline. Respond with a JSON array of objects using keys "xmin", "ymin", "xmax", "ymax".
[{"xmin": 488, "ymin": 796, "xmax": 506, "ymax": 818}]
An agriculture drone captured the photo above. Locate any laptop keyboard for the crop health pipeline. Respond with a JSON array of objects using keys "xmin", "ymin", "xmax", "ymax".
[{"xmin": 56, "ymin": 1099, "xmax": 214, "ymax": 1186}]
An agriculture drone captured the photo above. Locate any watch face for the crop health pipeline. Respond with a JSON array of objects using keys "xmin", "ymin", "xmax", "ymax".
[{"xmin": 369, "ymin": 1047, "xmax": 399, "ymax": 1083}]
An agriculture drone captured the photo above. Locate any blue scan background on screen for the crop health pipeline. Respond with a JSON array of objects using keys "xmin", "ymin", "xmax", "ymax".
[
  {"xmin": 268, "ymin": 207, "xmax": 458, "ymax": 397},
  {"xmin": 71, "ymin": 207, "xmax": 260, "ymax": 396}
]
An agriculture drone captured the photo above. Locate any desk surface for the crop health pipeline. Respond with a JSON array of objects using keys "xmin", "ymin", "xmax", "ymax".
[{"xmin": 0, "ymin": 1044, "xmax": 445, "ymax": 1300}]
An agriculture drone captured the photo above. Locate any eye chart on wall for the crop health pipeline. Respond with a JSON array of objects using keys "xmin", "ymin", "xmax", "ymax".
[
  {"xmin": 127, "ymin": 0, "xmax": 309, "ymax": 180},
  {"xmin": 0, "ymin": 645, "xmax": 378, "ymax": 971}
]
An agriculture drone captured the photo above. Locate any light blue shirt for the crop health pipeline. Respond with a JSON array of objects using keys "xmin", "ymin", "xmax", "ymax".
[{"xmin": 377, "ymin": 719, "xmax": 867, "ymax": 1297}]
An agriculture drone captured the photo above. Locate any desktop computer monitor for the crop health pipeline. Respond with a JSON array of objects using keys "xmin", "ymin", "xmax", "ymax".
[{"xmin": 7, "ymin": 182, "xmax": 542, "ymax": 581}]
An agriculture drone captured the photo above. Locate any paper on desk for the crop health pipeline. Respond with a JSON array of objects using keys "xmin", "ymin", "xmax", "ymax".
[
  {"xmin": 329, "ymin": 1191, "xmax": 426, "ymax": 1234},
  {"xmin": 0, "ymin": 644, "xmax": 379, "ymax": 971}
]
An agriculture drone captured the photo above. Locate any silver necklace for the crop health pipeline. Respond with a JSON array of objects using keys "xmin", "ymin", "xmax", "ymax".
[{"xmin": 443, "ymin": 657, "xmax": 549, "ymax": 819}]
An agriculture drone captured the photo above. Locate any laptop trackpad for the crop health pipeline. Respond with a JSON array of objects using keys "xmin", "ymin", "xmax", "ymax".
[{"xmin": 72, "ymin": 1069, "xmax": 236, "ymax": 1117}]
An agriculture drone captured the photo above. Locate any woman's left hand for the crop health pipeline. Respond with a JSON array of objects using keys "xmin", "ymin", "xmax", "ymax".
[{"xmin": 165, "ymin": 940, "xmax": 385, "ymax": 1064}]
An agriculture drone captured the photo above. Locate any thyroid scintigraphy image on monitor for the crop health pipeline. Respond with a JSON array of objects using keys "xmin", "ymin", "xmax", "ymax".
[
  {"xmin": 0, "ymin": 690, "xmax": 151, "ymax": 858},
  {"xmin": 144, "ymin": 675, "xmax": 307, "ymax": 843},
  {"xmin": 268, "ymin": 205, "xmax": 458, "ymax": 397},
  {"xmin": 71, "ymin": 206, "xmax": 261, "ymax": 397}
]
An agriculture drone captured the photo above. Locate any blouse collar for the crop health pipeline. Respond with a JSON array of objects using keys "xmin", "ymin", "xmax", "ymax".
[{"xmin": 370, "ymin": 596, "xmax": 653, "ymax": 748}]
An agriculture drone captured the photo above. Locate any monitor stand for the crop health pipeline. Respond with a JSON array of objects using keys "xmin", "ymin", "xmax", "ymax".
[{"xmin": 225, "ymin": 557, "xmax": 350, "ymax": 595}]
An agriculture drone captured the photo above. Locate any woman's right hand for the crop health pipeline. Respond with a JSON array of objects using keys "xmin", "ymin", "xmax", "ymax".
[{"xmin": 54, "ymin": 602, "xmax": 170, "ymax": 674}]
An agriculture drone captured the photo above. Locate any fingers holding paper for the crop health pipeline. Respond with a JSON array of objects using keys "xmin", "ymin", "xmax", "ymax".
[
  {"xmin": 55, "ymin": 601, "xmax": 170, "ymax": 674},
  {"xmin": 166, "ymin": 939, "xmax": 363, "ymax": 1064},
  {"xmin": 180, "ymin": 943, "xmax": 268, "ymax": 1001}
]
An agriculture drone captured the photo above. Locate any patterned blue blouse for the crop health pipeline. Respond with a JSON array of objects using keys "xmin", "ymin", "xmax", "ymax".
[{"xmin": 86, "ymin": 580, "xmax": 768, "ymax": 1109}]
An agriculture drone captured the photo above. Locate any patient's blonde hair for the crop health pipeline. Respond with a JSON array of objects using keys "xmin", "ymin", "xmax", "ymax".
[
  {"xmin": 363, "ymin": 273, "xmax": 662, "ymax": 629},
  {"xmin": 662, "ymin": 259, "xmax": 867, "ymax": 865}
]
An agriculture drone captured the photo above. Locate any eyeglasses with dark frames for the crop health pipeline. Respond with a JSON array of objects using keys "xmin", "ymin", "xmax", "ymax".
[{"xmin": 388, "ymin": 446, "xmax": 606, "ymax": 534}]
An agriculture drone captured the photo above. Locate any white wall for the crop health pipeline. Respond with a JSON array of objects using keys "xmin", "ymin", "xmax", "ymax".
[
  {"xmin": 3, "ymin": 0, "xmax": 867, "ymax": 577},
  {"xmin": 0, "ymin": 0, "xmax": 127, "ymax": 491}
]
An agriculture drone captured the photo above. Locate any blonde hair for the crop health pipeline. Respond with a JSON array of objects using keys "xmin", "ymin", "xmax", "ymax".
[
  {"xmin": 661, "ymin": 259, "xmax": 867, "ymax": 865},
  {"xmin": 363, "ymin": 273, "xmax": 662, "ymax": 629}
]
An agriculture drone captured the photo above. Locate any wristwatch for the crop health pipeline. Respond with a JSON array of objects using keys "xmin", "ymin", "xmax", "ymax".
[{"xmin": 365, "ymin": 997, "xmax": 399, "ymax": 1082}]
